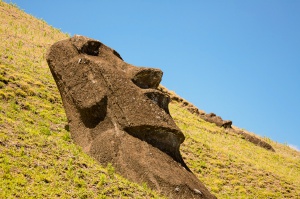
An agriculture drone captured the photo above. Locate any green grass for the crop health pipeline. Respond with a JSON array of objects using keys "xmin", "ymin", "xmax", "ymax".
[
  {"xmin": 0, "ymin": 1, "xmax": 300, "ymax": 198},
  {"xmin": 170, "ymin": 102, "xmax": 300, "ymax": 198},
  {"xmin": 0, "ymin": 125, "xmax": 162, "ymax": 198},
  {"xmin": 0, "ymin": 1, "xmax": 164, "ymax": 198}
]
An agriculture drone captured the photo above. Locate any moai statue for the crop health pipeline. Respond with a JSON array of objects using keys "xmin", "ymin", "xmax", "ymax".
[{"xmin": 47, "ymin": 35, "xmax": 216, "ymax": 199}]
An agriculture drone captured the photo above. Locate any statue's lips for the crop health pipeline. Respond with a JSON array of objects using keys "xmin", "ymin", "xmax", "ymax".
[
  {"xmin": 142, "ymin": 89, "xmax": 170, "ymax": 114},
  {"xmin": 124, "ymin": 125, "xmax": 189, "ymax": 171},
  {"xmin": 124, "ymin": 125, "xmax": 183, "ymax": 153}
]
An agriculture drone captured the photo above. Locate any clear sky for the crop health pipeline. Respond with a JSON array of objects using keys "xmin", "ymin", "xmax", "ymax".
[{"xmin": 6, "ymin": 0, "xmax": 300, "ymax": 151}]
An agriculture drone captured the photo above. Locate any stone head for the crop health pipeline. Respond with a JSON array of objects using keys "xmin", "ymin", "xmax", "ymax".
[{"xmin": 46, "ymin": 35, "xmax": 187, "ymax": 169}]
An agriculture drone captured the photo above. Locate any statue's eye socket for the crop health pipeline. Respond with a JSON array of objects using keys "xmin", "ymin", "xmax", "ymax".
[{"xmin": 81, "ymin": 41, "xmax": 101, "ymax": 56}]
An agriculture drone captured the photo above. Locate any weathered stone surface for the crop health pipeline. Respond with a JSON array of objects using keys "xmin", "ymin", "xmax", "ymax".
[
  {"xmin": 204, "ymin": 113, "xmax": 233, "ymax": 128},
  {"xmin": 235, "ymin": 130, "xmax": 275, "ymax": 152},
  {"xmin": 47, "ymin": 35, "xmax": 216, "ymax": 199}
]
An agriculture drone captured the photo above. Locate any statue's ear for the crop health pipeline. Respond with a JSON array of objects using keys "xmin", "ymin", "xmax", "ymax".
[{"xmin": 61, "ymin": 56, "xmax": 108, "ymax": 128}]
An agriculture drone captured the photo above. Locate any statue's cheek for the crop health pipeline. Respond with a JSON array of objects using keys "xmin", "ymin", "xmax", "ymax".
[{"xmin": 61, "ymin": 57, "xmax": 109, "ymax": 128}]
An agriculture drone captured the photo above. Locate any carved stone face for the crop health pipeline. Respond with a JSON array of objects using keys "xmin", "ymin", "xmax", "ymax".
[
  {"xmin": 46, "ymin": 35, "xmax": 217, "ymax": 199},
  {"xmin": 47, "ymin": 35, "xmax": 187, "ymax": 169}
]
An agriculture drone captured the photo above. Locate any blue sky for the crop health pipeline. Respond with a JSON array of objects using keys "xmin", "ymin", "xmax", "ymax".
[{"xmin": 6, "ymin": 0, "xmax": 300, "ymax": 151}]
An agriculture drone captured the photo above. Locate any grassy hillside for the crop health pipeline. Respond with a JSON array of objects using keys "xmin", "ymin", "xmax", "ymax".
[
  {"xmin": 0, "ymin": 2, "xmax": 164, "ymax": 198},
  {"xmin": 170, "ymin": 102, "xmax": 300, "ymax": 198},
  {"xmin": 0, "ymin": 1, "xmax": 299, "ymax": 198}
]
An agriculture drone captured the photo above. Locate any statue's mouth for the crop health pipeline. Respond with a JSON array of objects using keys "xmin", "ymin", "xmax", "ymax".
[
  {"xmin": 143, "ymin": 89, "xmax": 170, "ymax": 114},
  {"xmin": 124, "ymin": 125, "xmax": 190, "ymax": 171}
]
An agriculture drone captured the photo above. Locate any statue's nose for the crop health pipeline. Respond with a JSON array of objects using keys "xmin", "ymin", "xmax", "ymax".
[{"xmin": 129, "ymin": 67, "xmax": 163, "ymax": 89}]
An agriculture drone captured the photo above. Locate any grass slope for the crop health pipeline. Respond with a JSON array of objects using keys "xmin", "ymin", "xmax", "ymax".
[
  {"xmin": 0, "ymin": 1, "xmax": 299, "ymax": 198},
  {"xmin": 170, "ymin": 102, "xmax": 300, "ymax": 198},
  {"xmin": 0, "ymin": 2, "xmax": 163, "ymax": 198}
]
